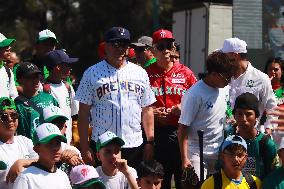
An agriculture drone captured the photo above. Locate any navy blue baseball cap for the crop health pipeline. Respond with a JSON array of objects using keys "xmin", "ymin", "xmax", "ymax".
[
  {"xmin": 43, "ymin": 49, "xmax": 78, "ymax": 67},
  {"xmin": 104, "ymin": 27, "xmax": 130, "ymax": 42}
]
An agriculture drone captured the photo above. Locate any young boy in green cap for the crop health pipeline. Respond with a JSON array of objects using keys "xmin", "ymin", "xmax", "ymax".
[
  {"xmin": 201, "ymin": 135, "xmax": 262, "ymax": 189},
  {"xmin": 13, "ymin": 122, "xmax": 72, "ymax": 189},
  {"xmin": 136, "ymin": 160, "xmax": 164, "ymax": 189},
  {"xmin": 96, "ymin": 131, "xmax": 138, "ymax": 189},
  {"xmin": 263, "ymin": 137, "xmax": 284, "ymax": 188},
  {"xmin": 0, "ymin": 97, "xmax": 38, "ymax": 189},
  {"xmin": 233, "ymin": 92, "xmax": 278, "ymax": 179},
  {"xmin": 70, "ymin": 164, "xmax": 106, "ymax": 189}
]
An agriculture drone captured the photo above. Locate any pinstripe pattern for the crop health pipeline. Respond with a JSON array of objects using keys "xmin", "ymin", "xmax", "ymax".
[{"xmin": 75, "ymin": 60, "xmax": 156, "ymax": 148}]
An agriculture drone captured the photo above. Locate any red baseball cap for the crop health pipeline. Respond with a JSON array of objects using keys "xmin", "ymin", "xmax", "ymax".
[{"xmin": 152, "ymin": 29, "xmax": 175, "ymax": 44}]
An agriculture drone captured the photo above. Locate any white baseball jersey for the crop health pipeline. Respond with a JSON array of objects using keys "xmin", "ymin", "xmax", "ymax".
[
  {"xmin": 13, "ymin": 166, "xmax": 71, "ymax": 189},
  {"xmin": 179, "ymin": 80, "xmax": 229, "ymax": 155},
  {"xmin": 75, "ymin": 60, "xmax": 156, "ymax": 148},
  {"xmin": 0, "ymin": 136, "xmax": 38, "ymax": 189},
  {"xmin": 0, "ymin": 66, "xmax": 18, "ymax": 99},
  {"xmin": 229, "ymin": 62, "xmax": 277, "ymax": 129},
  {"xmin": 47, "ymin": 82, "xmax": 79, "ymax": 144}
]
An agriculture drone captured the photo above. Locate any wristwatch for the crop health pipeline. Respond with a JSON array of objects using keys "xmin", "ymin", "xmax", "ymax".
[{"xmin": 145, "ymin": 140, "xmax": 155, "ymax": 145}]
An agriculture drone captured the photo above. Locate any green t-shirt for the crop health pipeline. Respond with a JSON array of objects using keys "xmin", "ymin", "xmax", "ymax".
[
  {"xmin": 263, "ymin": 167, "xmax": 284, "ymax": 189},
  {"xmin": 15, "ymin": 92, "xmax": 59, "ymax": 139},
  {"xmin": 244, "ymin": 132, "xmax": 278, "ymax": 179}
]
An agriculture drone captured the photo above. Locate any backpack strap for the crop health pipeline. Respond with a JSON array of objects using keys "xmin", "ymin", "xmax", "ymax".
[
  {"xmin": 14, "ymin": 96, "xmax": 43, "ymax": 115},
  {"xmin": 243, "ymin": 172, "xmax": 257, "ymax": 189},
  {"xmin": 213, "ymin": 171, "xmax": 222, "ymax": 189},
  {"xmin": 4, "ymin": 65, "xmax": 11, "ymax": 83}
]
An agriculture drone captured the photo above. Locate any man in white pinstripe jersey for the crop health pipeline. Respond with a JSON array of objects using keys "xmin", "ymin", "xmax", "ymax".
[{"xmin": 75, "ymin": 27, "xmax": 156, "ymax": 168}]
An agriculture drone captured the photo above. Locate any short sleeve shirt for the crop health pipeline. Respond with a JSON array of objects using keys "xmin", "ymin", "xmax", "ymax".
[{"xmin": 75, "ymin": 60, "xmax": 156, "ymax": 147}]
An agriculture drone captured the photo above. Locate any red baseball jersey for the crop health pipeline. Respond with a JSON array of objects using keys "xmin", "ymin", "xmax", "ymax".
[{"xmin": 146, "ymin": 62, "xmax": 197, "ymax": 127}]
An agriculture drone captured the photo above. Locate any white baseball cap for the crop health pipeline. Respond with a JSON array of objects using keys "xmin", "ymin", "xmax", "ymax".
[
  {"xmin": 279, "ymin": 137, "xmax": 284, "ymax": 151},
  {"xmin": 33, "ymin": 123, "xmax": 66, "ymax": 145},
  {"xmin": 96, "ymin": 131, "xmax": 125, "ymax": 151},
  {"xmin": 43, "ymin": 106, "xmax": 68, "ymax": 123},
  {"xmin": 37, "ymin": 29, "xmax": 58, "ymax": 43},
  {"xmin": 220, "ymin": 37, "xmax": 247, "ymax": 53},
  {"xmin": 70, "ymin": 165, "xmax": 105, "ymax": 189},
  {"xmin": 0, "ymin": 33, "xmax": 15, "ymax": 48}
]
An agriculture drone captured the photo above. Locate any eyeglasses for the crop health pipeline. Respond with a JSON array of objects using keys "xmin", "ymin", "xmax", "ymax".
[
  {"xmin": 110, "ymin": 41, "xmax": 130, "ymax": 48},
  {"xmin": 134, "ymin": 46, "xmax": 150, "ymax": 53},
  {"xmin": 0, "ymin": 112, "xmax": 19, "ymax": 123},
  {"xmin": 155, "ymin": 42, "xmax": 174, "ymax": 51},
  {"xmin": 223, "ymin": 151, "xmax": 247, "ymax": 161},
  {"xmin": 170, "ymin": 55, "xmax": 180, "ymax": 59},
  {"xmin": 218, "ymin": 73, "xmax": 231, "ymax": 83}
]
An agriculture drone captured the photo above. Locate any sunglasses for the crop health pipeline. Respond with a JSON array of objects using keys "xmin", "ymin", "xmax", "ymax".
[
  {"xmin": 110, "ymin": 41, "xmax": 130, "ymax": 48},
  {"xmin": 170, "ymin": 55, "xmax": 180, "ymax": 59},
  {"xmin": 134, "ymin": 46, "xmax": 150, "ymax": 53},
  {"xmin": 155, "ymin": 42, "xmax": 174, "ymax": 51},
  {"xmin": 0, "ymin": 112, "xmax": 19, "ymax": 123}
]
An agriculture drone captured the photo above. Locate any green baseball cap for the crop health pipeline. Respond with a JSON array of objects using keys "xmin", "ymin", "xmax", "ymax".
[
  {"xmin": 37, "ymin": 29, "xmax": 58, "ymax": 43},
  {"xmin": 96, "ymin": 131, "xmax": 125, "ymax": 151},
  {"xmin": 0, "ymin": 97, "xmax": 16, "ymax": 111},
  {"xmin": 32, "ymin": 123, "xmax": 67, "ymax": 145},
  {"xmin": 0, "ymin": 33, "xmax": 15, "ymax": 48}
]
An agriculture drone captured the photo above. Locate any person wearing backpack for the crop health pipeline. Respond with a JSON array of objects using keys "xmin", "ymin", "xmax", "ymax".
[
  {"xmin": 233, "ymin": 92, "xmax": 278, "ymax": 179},
  {"xmin": 201, "ymin": 135, "xmax": 262, "ymax": 189},
  {"xmin": 0, "ymin": 33, "xmax": 18, "ymax": 99}
]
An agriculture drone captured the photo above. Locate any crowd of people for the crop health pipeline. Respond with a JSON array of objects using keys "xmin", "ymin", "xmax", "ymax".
[{"xmin": 0, "ymin": 26, "xmax": 284, "ymax": 189}]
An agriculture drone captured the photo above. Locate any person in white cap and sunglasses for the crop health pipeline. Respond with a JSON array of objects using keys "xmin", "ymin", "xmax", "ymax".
[
  {"xmin": 0, "ymin": 33, "xmax": 18, "ymax": 99},
  {"xmin": 219, "ymin": 38, "xmax": 277, "ymax": 135},
  {"xmin": 13, "ymin": 123, "xmax": 72, "ymax": 189}
]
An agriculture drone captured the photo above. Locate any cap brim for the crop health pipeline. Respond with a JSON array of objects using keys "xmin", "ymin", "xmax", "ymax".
[
  {"xmin": 74, "ymin": 179, "xmax": 106, "ymax": 189},
  {"xmin": 39, "ymin": 134, "xmax": 67, "ymax": 144},
  {"xmin": 45, "ymin": 115, "xmax": 69, "ymax": 123},
  {"xmin": 37, "ymin": 37, "xmax": 58, "ymax": 44},
  {"xmin": 63, "ymin": 58, "xmax": 79, "ymax": 64},
  {"xmin": 0, "ymin": 39, "xmax": 15, "ymax": 48},
  {"xmin": 106, "ymin": 38, "xmax": 130, "ymax": 42},
  {"xmin": 97, "ymin": 137, "xmax": 125, "ymax": 151},
  {"xmin": 23, "ymin": 71, "xmax": 42, "ymax": 77}
]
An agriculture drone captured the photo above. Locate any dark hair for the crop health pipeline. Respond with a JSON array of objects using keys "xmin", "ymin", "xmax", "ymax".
[
  {"xmin": 174, "ymin": 43, "xmax": 180, "ymax": 52},
  {"xmin": 239, "ymin": 53, "xmax": 247, "ymax": 60},
  {"xmin": 137, "ymin": 160, "xmax": 164, "ymax": 179},
  {"xmin": 264, "ymin": 57, "xmax": 284, "ymax": 75},
  {"xmin": 233, "ymin": 92, "xmax": 260, "ymax": 117},
  {"xmin": 223, "ymin": 143, "xmax": 247, "ymax": 154},
  {"xmin": 206, "ymin": 51, "xmax": 235, "ymax": 75}
]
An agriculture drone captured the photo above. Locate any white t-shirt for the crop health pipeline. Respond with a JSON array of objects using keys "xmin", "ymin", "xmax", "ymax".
[
  {"xmin": 179, "ymin": 80, "xmax": 229, "ymax": 155},
  {"xmin": 229, "ymin": 62, "xmax": 277, "ymax": 129},
  {"xmin": 0, "ymin": 136, "xmax": 38, "ymax": 189},
  {"xmin": 48, "ymin": 82, "xmax": 79, "ymax": 144},
  {"xmin": 75, "ymin": 60, "xmax": 156, "ymax": 148},
  {"xmin": 13, "ymin": 166, "xmax": 71, "ymax": 189},
  {"xmin": 0, "ymin": 66, "xmax": 18, "ymax": 99},
  {"xmin": 96, "ymin": 166, "xmax": 137, "ymax": 189}
]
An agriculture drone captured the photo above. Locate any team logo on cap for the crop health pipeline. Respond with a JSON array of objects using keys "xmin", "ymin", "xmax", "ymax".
[
  {"xmin": 46, "ymin": 124, "xmax": 56, "ymax": 133},
  {"xmin": 160, "ymin": 30, "xmax": 167, "ymax": 38},
  {"xmin": 27, "ymin": 64, "xmax": 35, "ymax": 69},
  {"xmin": 81, "ymin": 167, "xmax": 90, "ymax": 177},
  {"xmin": 118, "ymin": 28, "xmax": 126, "ymax": 36}
]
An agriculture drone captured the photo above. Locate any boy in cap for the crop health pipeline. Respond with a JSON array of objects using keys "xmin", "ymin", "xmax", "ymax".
[
  {"xmin": 0, "ymin": 33, "xmax": 18, "ymax": 99},
  {"xmin": 43, "ymin": 106, "xmax": 83, "ymax": 168},
  {"xmin": 233, "ymin": 92, "xmax": 278, "ymax": 179},
  {"xmin": 131, "ymin": 36, "xmax": 156, "ymax": 67},
  {"xmin": 0, "ymin": 97, "xmax": 38, "ymax": 189},
  {"xmin": 76, "ymin": 27, "xmax": 155, "ymax": 167},
  {"xmin": 15, "ymin": 62, "xmax": 59, "ymax": 139},
  {"xmin": 136, "ymin": 160, "xmax": 164, "ymax": 189},
  {"xmin": 201, "ymin": 135, "xmax": 261, "ymax": 189},
  {"xmin": 219, "ymin": 38, "xmax": 277, "ymax": 134},
  {"xmin": 42, "ymin": 49, "xmax": 79, "ymax": 144},
  {"xmin": 146, "ymin": 29, "xmax": 196, "ymax": 189},
  {"xmin": 178, "ymin": 51, "xmax": 235, "ymax": 180},
  {"xmin": 13, "ymin": 123, "xmax": 72, "ymax": 189},
  {"xmin": 70, "ymin": 164, "xmax": 106, "ymax": 189},
  {"xmin": 263, "ymin": 137, "xmax": 284, "ymax": 188},
  {"xmin": 96, "ymin": 131, "xmax": 139, "ymax": 189}
]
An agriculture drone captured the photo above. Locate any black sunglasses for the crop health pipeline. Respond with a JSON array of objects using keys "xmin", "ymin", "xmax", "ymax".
[
  {"xmin": 110, "ymin": 41, "xmax": 130, "ymax": 48},
  {"xmin": 134, "ymin": 46, "xmax": 150, "ymax": 53},
  {"xmin": 156, "ymin": 42, "xmax": 174, "ymax": 51},
  {"xmin": 0, "ymin": 112, "xmax": 19, "ymax": 123}
]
